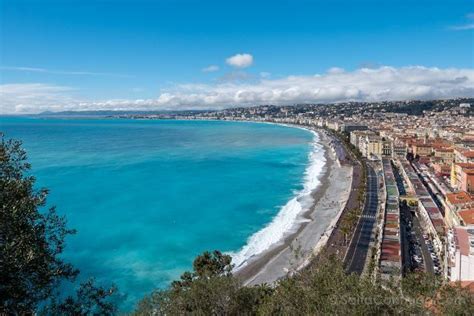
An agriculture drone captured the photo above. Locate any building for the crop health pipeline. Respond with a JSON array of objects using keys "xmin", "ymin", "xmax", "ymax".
[
  {"xmin": 458, "ymin": 209, "xmax": 474, "ymax": 226},
  {"xmin": 454, "ymin": 148, "xmax": 474, "ymax": 163},
  {"xmin": 399, "ymin": 160, "xmax": 445, "ymax": 243},
  {"xmin": 445, "ymin": 192, "xmax": 474, "ymax": 227},
  {"xmin": 350, "ymin": 130, "xmax": 375, "ymax": 149},
  {"xmin": 391, "ymin": 140, "xmax": 407, "ymax": 159},
  {"xmin": 382, "ymin": 139, "xmax": 392, "ymax": 157},
  {"xmin": 379, "ymin": 158, "xmax": 402, "ymax": 279},
  {"xmin": 434, "ymin": 148, "xmax": 454, "ymax": 164},
  {"xmin": 446, "ymin": 227, "xmax": 474, "ymax": 282},
  {"xmin": 360, "ymin": 135, "xmax": 383, "ymax": 159},
  {"xmin": 433, "ymin": 163, "xmax": 451, "ymax": 177},
  {"xmin": 341, "ymin": 124, "xmax": 368, "ymax": 133},
  {"xmin": 451, "ymin": 163, "xmax": 474, "ymax": 193},
  {"xmin": 412, "ymin": 143, "xmax": 432, "ymax": 157},
  {"xmin": 459, "ymin": 168, "xmax": 474, "ymax": 194}
]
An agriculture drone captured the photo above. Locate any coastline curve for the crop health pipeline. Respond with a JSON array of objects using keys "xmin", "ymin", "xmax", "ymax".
[{"xmin": 230, "ymin": 125, "xmax": 326, "ymax": 270}]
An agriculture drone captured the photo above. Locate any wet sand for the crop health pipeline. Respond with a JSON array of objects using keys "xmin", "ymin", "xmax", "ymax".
[{"xmin": 235, "ymin": 128, "xmax": 353, "ymax": 285}]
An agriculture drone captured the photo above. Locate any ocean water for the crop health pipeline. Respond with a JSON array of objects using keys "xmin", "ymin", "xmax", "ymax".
[{"xmin": 0, "ymin": 117, "xmax": 324, "ymax": 310}]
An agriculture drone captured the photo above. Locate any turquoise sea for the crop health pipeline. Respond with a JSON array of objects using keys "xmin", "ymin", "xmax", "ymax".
[{"xmin": 0, "ymin": 117, "xmax": 320, "ymax": 310}]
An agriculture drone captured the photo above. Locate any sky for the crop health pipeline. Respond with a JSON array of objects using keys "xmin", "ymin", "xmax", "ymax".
[{"xmin": 0, "ymin": 0, "xmax": 473, "ymax": 113}]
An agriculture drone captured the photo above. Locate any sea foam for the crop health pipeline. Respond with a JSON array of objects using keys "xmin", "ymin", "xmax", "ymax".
[{"xmin": 231, "ymin": 129, "xmax": 326, "ymax": 269}]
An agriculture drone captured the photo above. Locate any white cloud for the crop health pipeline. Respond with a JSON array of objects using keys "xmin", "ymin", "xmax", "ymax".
[
  {"xmin": 449, "ymin": 13, "xmax": 474, "ymax": 30},
  {"xmin": 202, "ymin": 65, "xmax": 220, "ymax": 72},
  {"xmin": 0, "ymin": 66, "xmax": 132, "ymax": 77},
  {"xmin": 449, "ymin": 23, "xmax": 474, "ymax": 30},
  {"xmin": 260, "ymin": 72, "xmax": 271, "ymax": 78},
  {"xmin": 0, "ymin": 83, "xmax": 80, "ymax": 114},
  {"xmin": 226, "ymin": 53, "xmax": 253, "ymax": 68},
  {"xmin": 327, "ymin": 67, "xmax": 345, "ymax": 74},
  {"xmin": 1, "ymin": 66, "xmax": 473, "ymax": 114}
]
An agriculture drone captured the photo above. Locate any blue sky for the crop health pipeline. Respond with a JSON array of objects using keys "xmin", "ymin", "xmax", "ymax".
[{"xmin": 0, "ymin": 0, "xmax": 473, "ymax": 113}]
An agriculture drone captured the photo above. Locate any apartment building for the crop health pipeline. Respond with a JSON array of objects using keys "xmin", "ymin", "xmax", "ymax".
[
  {"xmin": 445, "ymin": 192, "xmax": 474, "ymax": 227},
  {"xmin": 451, "ymin": 163, "xmax": 474, "ymax": 193},
  {"xmin": 446, "ymin": 227, "xmax": 474, "ymax": 282},
  {"xmin": 454, "ymin": 148, "xmax": 474, "ymax": 163}
]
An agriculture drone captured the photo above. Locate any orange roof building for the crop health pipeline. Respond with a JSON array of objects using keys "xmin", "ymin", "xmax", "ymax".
[
  {"xmin": 458, "ymin": 209, "xmax": 474, "ymax": 226},
  {"xmin": 445, "ymin": 192, "xmax": 474, "ymax": 227},
  {"xmin": 446, "ymin": 191, "xmax": 474, "ymax": 207}
]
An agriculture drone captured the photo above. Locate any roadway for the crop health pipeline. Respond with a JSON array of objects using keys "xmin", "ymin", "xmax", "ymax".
[
  {"xmin": 412, "ymin": 214, "xmax": 435, "ymax": 274},
  {"xmin": 345, "ymin": 162, "xmax": 379, "ymax": 274}
]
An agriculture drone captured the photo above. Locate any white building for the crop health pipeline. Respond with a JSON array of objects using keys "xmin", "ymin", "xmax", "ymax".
[{"xmin": 447, "ymin": 227, "xmax": 474, "ymax": 282}]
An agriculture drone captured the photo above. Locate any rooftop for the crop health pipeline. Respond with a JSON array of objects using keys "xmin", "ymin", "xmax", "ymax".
[
  {"xmin": 446, "ymin": 191, "xmax": 473, "ymax": 205},
  {"xmin": 458, "ymin": 209, "xmax": 474, "ymax": 225}
]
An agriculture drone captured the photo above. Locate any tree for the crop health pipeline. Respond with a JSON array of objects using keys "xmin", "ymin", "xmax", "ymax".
[
  {"xmin": 192, "ymin": 250, "xmax": 233, "ymax": 279},
  {"xmin": 40, "ymin": 278, "xmax": 117, "ymax": 315},
  {"xmin": 133, "ymin": 251, "xmax": 272, "ymax": 315},
  {"xmin": 135, "ymin": 250, "xmax": 474, "ymax": 315},
  {"xmin": 259, "ymin": 256, "xmax": 407, "ymax": 315},
  {"xmin": 0, "ymin": 135, "xmax": 116, "ymax": 314}
]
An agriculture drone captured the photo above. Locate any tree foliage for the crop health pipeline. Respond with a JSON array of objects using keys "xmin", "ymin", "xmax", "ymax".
[
  {"xmin": 40, "ymin": 278, "xmax": 117, "ymax": 315},
  {"xmin": 0, "ymin": 135, "xmax": 116, "ymax": 314},
  {"xmin": 134, "ymin": 251, "xmax": 272, "ymax": 315},
  {"xmin": 135, "ymin": 252, "xmax": 474, "ymax": 315}
]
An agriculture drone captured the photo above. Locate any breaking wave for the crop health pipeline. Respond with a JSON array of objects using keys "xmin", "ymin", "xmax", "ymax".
[{"xmin": 231, "ymin": 128, "xmax": 326, "ymax": 269}]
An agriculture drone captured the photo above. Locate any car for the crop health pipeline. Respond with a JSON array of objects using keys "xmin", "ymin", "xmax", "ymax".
[{"xmin": 423, "ymin": 234, "xmax": 428, "ymax": 239}]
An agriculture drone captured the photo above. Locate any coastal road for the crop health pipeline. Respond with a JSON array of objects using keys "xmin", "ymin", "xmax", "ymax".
[
  {"xmin": 309, "ymin": 131, "xmax": 363, "ymax": 265},
  {"xmin": 345, "ymin": 163, "xmax": 379, "ymax": 274}
]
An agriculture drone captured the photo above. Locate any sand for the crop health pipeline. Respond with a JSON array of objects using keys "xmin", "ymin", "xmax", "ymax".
[{"xmin": 235, "ymin": 128, "xmax": 353, "ymax": 285}]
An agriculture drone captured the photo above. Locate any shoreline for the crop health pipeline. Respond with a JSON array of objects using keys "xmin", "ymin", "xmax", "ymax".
[{"xmin": 234, "ymin": 125, "xmax": 353, "ymax": 285}]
